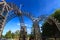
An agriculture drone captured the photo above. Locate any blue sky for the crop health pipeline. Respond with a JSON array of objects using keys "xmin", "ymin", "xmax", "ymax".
[{"xmin": 2, "ymin": 0, "xmax": 60, "ymax": 35}]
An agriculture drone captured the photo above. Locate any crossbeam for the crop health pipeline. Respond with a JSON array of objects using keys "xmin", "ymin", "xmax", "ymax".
[{"xmin": 0, "ymin": 2, "xmax": 4, "ymax": 4}]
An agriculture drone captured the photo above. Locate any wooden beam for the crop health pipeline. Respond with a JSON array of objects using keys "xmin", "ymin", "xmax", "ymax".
[{"xmin": 0, "ymin": 2, "xmax": 4, "ymax": 5}]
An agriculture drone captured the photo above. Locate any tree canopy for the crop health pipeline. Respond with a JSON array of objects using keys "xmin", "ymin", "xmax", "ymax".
[{"xmin": 2, "ymin": 30, "xmax": 20, "ymax": 39}]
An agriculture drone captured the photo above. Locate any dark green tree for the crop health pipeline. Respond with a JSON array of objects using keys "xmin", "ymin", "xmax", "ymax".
[
  {"xmin": 5, "ymin": 30, "xmax": 12, "ymax": 38},
  {"xmin": 2, "ymin": 35, "xmax": 5, "ymax": 38},
  {"xmin": 51, "ymin": 10, "xmax": 60, "ymax": 22},
  {"xmin": 11, "ymin": 33, "xmax": 15, "ymax": 39}
]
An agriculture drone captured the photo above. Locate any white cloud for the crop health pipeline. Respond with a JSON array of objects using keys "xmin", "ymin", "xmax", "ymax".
[
  {"xmin": 27, "ymin": 28, "xmax": 31, "ymax": 34},
  {"xmin": 17, "ymin": 23, "xmax": 32, "ymax": 34},
  {"xmin": 17, "ymin": 23, "xmax": 20, "ymax": 26},
  {"xmin": 39, "ymin": 24, "xmax": 42, "ymax": 27},
  {"xmin": 17, "ymin": 23, "xmax": 32, "ymax": 27}
]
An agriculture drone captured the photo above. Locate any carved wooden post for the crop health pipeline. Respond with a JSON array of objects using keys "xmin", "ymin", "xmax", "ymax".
[{"xmin": 31, "ymin": 18, "xmax": 42, "ymax": 40}]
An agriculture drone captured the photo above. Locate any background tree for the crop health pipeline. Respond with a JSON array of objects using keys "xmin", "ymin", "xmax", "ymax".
[
  {"xmin": 4, "ymin": 30, "xmax": 20, "ymax": 39},
  {"xmin": 5, "ymin": 30, "xmax": 12, "ymax": 38},
  {"xmin": 2, "ymin": 35, "xmax": 5, "ymax": 38},
  {"xmin": 14, "ymin": 30, "xmax": 20, "ymax": 38},
  {"xmin": 51, "ymin": 10, "xmax": 60, "ymax": 22},
  {"xmin": 11, "ymin": 33, "xmax": 15, "ymax": 39}
]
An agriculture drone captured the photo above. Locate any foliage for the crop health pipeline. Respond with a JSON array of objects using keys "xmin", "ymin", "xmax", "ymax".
[
  {"xmin": 2, "ymin": 35, "xmax": 5, "ymax": 38},
  {"xmin": 5, "ymin": 30, "xmax": 12, "ymax": 38},
  {"xmin": 2, "ymin": 30, "xmax": 20, "ymax": 39},
  {"xmin": 51, "ymin": 10, "xmax": 60, "ymax": 22},
  {"xmin": 11, "ymin": 33, "xmax": 15, "ymax": 38},
  {"xmin": 13, "ymin": 30, "xmax": 20, "ymax": 38}
]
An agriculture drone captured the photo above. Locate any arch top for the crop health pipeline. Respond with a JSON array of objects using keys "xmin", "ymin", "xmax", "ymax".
[{"xmin": 46, "ymin": 16, "xmax": 60, "ymax": 31}]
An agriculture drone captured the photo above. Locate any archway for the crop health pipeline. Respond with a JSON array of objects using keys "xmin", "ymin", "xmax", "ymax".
[
  {"xmin": 47, "ymin": 16, "xmax": 60, "ymax": 31},
  {"xmin": 0, "ymin": 1, "xmax": 38, "ymax": 40},
  {"xmin": 0, "ymin": 0, "xmax": 47, "ymax": 40},
  {"xmin": 42, "ymin": 16, "xmax": 60, "ymax": 40},
  {"xmin": 0, "ymin": 1, "xmax": 28, "ymax": 39}
]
